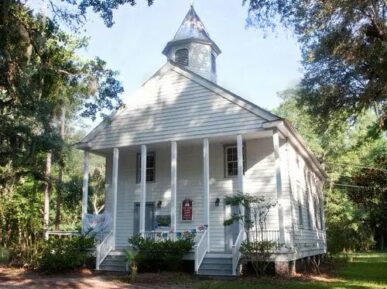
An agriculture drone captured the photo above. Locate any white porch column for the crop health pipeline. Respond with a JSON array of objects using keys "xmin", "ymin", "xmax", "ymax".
[
  {"xmin": 237, "ymin": 135, "xmax": 245, "ymax": 231},
  {"xmin": 273, "ymin": 129, "xmax": 285, "ymax": 244},
  {"xmin": 171, "ymin": 141, "xmax": 177, "ymax": 240},
  {"xmin": 203, "ymin": 138, "xmax": 210, "ymax": 247},
  {"xmin": 139, "ymin": 145, "xmax": 147, "ymax": 235},
  {"xmin": 112, "ymin": 148, "xmax": 119, "ymax": 249},
  {"xmin": 81, "ymin": 150, "xmax": 89, "ymax": 234}
]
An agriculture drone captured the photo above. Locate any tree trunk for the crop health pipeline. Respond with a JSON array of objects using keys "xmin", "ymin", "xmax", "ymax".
[
  {"xmin": 55, "ymin": 107, "xmax": 65, "ymax": 230},
  {"xmin": 43, "ymin": 151, "xmax": 52, "ymax": 239}
]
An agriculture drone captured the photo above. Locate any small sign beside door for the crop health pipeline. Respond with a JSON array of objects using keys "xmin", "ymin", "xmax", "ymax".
[{"xmin": 181, "ymin": 199, "xmax": 193, "ymax": 221}]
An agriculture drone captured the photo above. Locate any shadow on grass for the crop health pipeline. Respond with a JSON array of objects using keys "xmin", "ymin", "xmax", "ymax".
[{"xmin": 197, "ymin": 252, "xmax": 387, "ymax": 289}]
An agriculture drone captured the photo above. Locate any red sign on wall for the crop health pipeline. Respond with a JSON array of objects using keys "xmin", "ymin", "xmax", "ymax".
[{"xmin": 181, "ymin": 199, "xmax": 193, "ymax": 221}]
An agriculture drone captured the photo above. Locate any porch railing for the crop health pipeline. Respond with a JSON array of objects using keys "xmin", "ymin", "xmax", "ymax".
[
  {"xmin": 46, "ymin": 230, "xmax": 80, "ymax": 239},
  {"xmin": 142, "ymin": 231, "xmax": 204, "ymax": 243},
  {"xmin": 247, "ymin": 230, "xmax": 280, "ymax": 243},
  {"xmin": 96, "ymin": 231, "xmax": 114, "ymax": 270},
  {"xmin": 232, "ymin": 230, "xmax": 245, "ymax": 276},
  {"xmin": 194, "ymin": 229, "xmax": 208, "ymax": 273}
]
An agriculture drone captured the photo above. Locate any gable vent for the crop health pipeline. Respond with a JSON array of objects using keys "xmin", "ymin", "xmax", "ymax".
[{"xmin": 175, "ymin": 48, "xmax": 189, "ymax": 66}]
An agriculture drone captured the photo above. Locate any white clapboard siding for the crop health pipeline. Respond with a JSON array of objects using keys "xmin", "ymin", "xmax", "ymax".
[
  {"xmin": 86, "ymin": 68, "xmax": 267, "ymax": 150},
  {"xmin": 285, "ymin": 143, "xmax": 326, "ymax": 257},
  {"xmin": 108, "ymin": 138, "xmax": 278, "ymax": 249}
]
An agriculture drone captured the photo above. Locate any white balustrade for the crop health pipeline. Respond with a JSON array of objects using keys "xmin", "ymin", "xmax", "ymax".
[
  {"xmin": 96, "ymin": 231, "xmax": 114, "ymax": 270},
  {"xmin": 247, "ymin": 230, "xmax": 281, "ymax": 243},
  {"xmin": 232, "ymin": 230, "xmax": 245, "ymax": 276},
  {"xmin": 194, "ymin": 229, "xmax": 208, "ymax": 273}
]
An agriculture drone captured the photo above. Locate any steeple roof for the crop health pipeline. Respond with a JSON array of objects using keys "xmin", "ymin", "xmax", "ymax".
[
  {"xmin": 162, "ymin": 5, "xmax": 221, "ymax": 55},
  {"xmin": 173, "ymin": 5, "xmax": 211, "ymax": 42}
]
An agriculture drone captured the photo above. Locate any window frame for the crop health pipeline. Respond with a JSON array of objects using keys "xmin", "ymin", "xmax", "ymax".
[
  {"xmin": 136, "ymin": 151, "xmax": 156, "ymax": 183},
  {"xmin": 223, "ymin": 144, "xmax": 246, "ymax": 178},
  {"xmin": 175, "ymin": 48, "xmax": 189, "ymax": 66},
  {"xmin": 296, "ymin": 183, "xmax": 304, "ymax": 228}
]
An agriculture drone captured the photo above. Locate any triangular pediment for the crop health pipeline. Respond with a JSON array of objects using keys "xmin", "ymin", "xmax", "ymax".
[{"xmin": 79, "ymin": 63, "xmax": 280, "ymax": 150}]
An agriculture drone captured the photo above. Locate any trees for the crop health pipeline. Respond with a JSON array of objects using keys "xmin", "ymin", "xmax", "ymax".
[
  {"xmin": 21, "ymin": 0, "xmax": 154, "ymax": 28},
  {"xmin": 274, "ymin": 87, "xmax": 387, "ymax": 252},
  {"xmin": 348, "ymin": 154, "xmax": 387, "ymax": 250},
  {"xmin": 245, "ymin": 0, "xmax": 386, "ymax": 130},
  {"xmin": 0, "ymin": 2, "xmax": 123, "ymax": 251},
  {"xmin": 223, "ymin": 194, "xmax": 279, "ymax": 276}
]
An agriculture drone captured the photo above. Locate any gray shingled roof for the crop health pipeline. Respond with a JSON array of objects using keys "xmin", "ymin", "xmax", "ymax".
[
  {"xmin": 163, "ymin": 6, "xmax": 221, "ymax": 55},
  {"xmin": 173, "ymin": 6, "xmax": 212, "ymax": 42}
]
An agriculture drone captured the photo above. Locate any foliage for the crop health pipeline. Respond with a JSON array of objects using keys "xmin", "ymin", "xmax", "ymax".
[
  {"xmin": 223, "ymin": 194, "xmax": 278, "ymax": 276},
  {"xmin": 0, "ymin": 1, "xmax": 121, "ymax": 253},
  {"xmin": 128, "ymin": 234, "xmax": 194, "ymax": 272},
  {"xmin": 123, "ymin": 248, "xmax": 138, "ymax": 281},
  {"xmin": 245, "ymin": 0, "xmax": 386, "ymax": 130},
  {"xmin": 0, "ymin": 246, "xmax": 9, "ymax": 264},
  {"xmin": 274, "ymin": 87, "xmax": 387, "ymax": 252},
  {"xmin": 325, "ymin": 188, "xmax": 375, "ymax": 253},
  {"xmin": 348, "ymin": 154, "xmax": 387, "ymax": 249},
  {"xmin": 8, "ymin": 240, "xmax": 45, "ymax": 269},
  {"xmin": 22, "ymin": 0, "xmax": 154, "ymax": 29},
  {"xmin": 240, "ymin": 240, "xmax": 281, "ymax": 276},
  {"xmin": 39, "ymin": 234, "xmax": 95, "ymax": 273}
]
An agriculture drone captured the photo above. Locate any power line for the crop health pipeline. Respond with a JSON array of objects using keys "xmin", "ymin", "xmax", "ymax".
[{"xmin": 324, "ymin": 161, "xmax": 387, "ymax": 172}]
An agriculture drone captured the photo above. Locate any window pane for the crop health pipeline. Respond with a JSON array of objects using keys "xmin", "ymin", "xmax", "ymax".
[{"xmin": 137, "ymin": 152, "xmax": 155, "ymax": 182}]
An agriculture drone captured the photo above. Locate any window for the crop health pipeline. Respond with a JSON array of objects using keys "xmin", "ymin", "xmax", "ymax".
[
  {"xmin": 211, "ymin": 53, "xmax": 216, "ymax": 73},
  {"xmin": 224, "ymin": 145, "xmax": 246, "ymax": 177},
  {"xmin": 320, "ymin": 203, "xmax": 324, "ymax": 230},
  {"xmin": 305, "ymin": 189, "xmax": 312, "ymax": 229},
  {"xmin": 297, "ymin": 184, "xmax": 303, "ymax": 227},
  {"xmin": 175, "ymin": 48, "xmax": 189, "ymax": 66},
  {"xmin": 314, "ymin": 198, "xmax": 320, "ymax": 229},
  {"xmin": 136, "ymin": 152, "xmax": 155, "ymax": 183}
]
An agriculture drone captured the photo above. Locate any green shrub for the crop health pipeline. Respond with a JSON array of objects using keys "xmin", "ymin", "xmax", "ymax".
[
  {"xmin": 128, "ymin": 234, "xmax": 194, "ymax": 272},
  {"xmin": 8, "ymin": 241, "xmax": 45, "ymax": 269},
  {"xmin": 39, "ymin": 234, "xmax": 95, "ymax": 273},
  {"xmin": 0, "ymin": 246, "xmax": 9, "ymax": 264},
  {"xmin": 240, "ymin": 240, "xmax": 281, "ymax": 276}
]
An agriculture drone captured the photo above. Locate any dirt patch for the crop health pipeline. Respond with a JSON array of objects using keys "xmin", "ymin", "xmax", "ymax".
[{"xmin": 0, "ymin": 267, "xmax": 196, "ymax": 289}]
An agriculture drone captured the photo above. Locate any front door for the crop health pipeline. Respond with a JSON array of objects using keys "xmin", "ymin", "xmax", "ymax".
[
  {"xmin": 225, "ymin": 205, "xmax": 239, "ymax": 252},
  {"xmin": 133, "ymin": 203, "xmax": 155, "ymax": 235}
]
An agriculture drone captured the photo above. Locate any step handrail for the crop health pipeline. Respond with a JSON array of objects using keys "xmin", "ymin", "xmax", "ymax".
[
  {"xmin": 232, "ymin": 230, "xmax": 245, "ymax": 276},
  {"xmin": 96, "ymin": 231, "xmax": 114, "ymax": 270},
  {"xmin": 194, "ymin": 229, "xmax": 208, "ymax": 273}
]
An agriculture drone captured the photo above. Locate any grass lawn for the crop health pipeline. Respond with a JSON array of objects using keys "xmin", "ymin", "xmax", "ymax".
[{"xmin": 197, "ymin": 252, "xmax": 387, "ymax": 289}]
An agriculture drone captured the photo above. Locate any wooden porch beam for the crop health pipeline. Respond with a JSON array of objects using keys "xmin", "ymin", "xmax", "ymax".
[
  {"xmin": 81, "ymin": 150, "xmax": 89, "ymax": 235},
  {"xmin": 203, "ymin": 138, "xmax": 210, "ymax": 247},
  {"xmin": 237, "ymin": 135, "xmax": 245, "ymax": 232},
  {"xmin": 139, "ymin": 145, "xmax": 147, "ymax": 235},
  {"xmin": 112, "ymin": 148, "xmax": 119, "ymax": 249},
  {"xmin": 273, "ymin": 129, "xmax": 285, "ymax": 244},
  {"xmin": 171, "ymin": 141, "xmax": 177, "ymax": 240}
]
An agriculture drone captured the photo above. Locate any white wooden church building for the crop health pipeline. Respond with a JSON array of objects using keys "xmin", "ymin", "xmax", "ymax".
[{"xmin": 77, "ymin": 5, "xmax": 327, "ymax": 276}]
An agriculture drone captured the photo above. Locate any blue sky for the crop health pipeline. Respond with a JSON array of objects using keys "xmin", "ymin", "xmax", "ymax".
[
  {"xmin": 80, "ymin": 0, "xmax": 302, "ymax": 110},
  {"xmin": 28, "ymin": 0, "xmax": 303, "ymax": 129}
]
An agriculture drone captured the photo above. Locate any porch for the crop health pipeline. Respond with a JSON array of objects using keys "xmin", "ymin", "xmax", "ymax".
[{"xmin": 81, "ymin": 130, "xmax": 286, "ymax": 275}]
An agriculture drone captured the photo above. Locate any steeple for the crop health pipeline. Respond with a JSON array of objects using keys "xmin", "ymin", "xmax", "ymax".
[{"xmin": 163, "ymin": 5, "xmax": 221, "ymax": 83}]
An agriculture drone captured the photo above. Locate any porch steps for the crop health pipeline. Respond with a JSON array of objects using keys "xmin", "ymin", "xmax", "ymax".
[
  {"xmin": 99, "ymin": 251, "xmax": 127, "ymax": 272},
  {"xmin": 197, "ymin": 252, "xmax": 234, "ymax": 278}
]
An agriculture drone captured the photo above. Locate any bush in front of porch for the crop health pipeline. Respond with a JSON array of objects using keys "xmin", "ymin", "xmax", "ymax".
[{"xmin": 128, "ymin": 234, "xmax": 194, "ymax": 273}]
